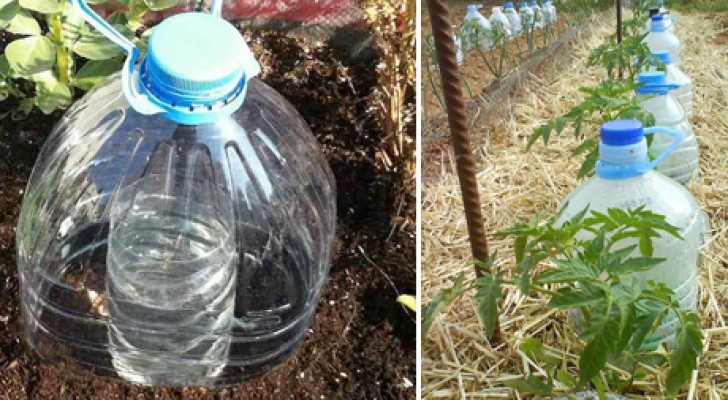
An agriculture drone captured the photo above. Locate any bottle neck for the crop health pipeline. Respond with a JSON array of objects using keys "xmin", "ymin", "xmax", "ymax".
[{"xmin": 596, "ymin": 138, "xmax": 650, "ymax": 180}]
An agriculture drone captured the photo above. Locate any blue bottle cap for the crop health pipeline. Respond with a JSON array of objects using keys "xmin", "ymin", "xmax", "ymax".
[
  {"xmin": 504, "ymin": 2, "xmax": 514, "ymax": 8},
  {"xmin": 601, "ymin": 120, "xmax": 644, "ymax": 146},
  {"xmin": 651, "ymin": 14, "xmax": 668, "ymax": 32},
  {"xmin": 140, "ymin": 13, "xmax": 256, "ymax": 124},
  {"xmin": 653, "ymin": 50, "xmax": 671, "ymax": 65},
  {"xmin": 529, "ymin": 1, "xmax": 538, "ymax": 6},
  {"xmin": 467, "ymin": 4, "xmax": 478, "ymax": 12},
  {"xmin": 636, "ymin": 71, "xmax": 678, "ymax": 94},
  {"xmin": 519, "ymin": 2, "xmax": 528, "ymax": 7}
]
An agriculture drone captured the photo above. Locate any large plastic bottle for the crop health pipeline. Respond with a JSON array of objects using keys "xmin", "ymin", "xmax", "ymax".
[
  {"xmin": 503, "ymin": 2, "xmax": 522, "ymax": 36},
  {"xmin": 644, "ymin": 15, "xmax": 681, "ymax": 66},
  {"xmin": 462, "ymin": 4, "xmax": 493, "ymax": 50},
  {"xmin": 645, "ymin": 7, "xmax": 675, "ymax": 33},
  {"xmin": 529, "ymin": 1, "xmax": 544, "ymax": 29},
  {"xmin": 489, "ymin": 6, "xmax": 513, "ymax": 38},
  {"xmin": 16, "ymin": 0, "xmax": 336, "ymax": 387},
  {"xmin": 543, "ymin": 0, "xmax": 557, "ymax": 23},
  {"xmin": 518, "ymin": 1, "xmax": 534, "ymax": 32},
  {"xmin": 636, "ymin": 71, "xmax": 698, "ymax": 185},
  {"xmin": 651, "ymin": 50, "xmax": 692, "ymax": 116},
  {"xmin": 559, "ymin": 120, "xmax": 704, "ymax": 348}
]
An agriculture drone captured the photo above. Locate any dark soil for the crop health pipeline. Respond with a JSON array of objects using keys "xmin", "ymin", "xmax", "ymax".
[{"xmin": 0, "ymin": 29, "xmax": 415, "ymax": 399}]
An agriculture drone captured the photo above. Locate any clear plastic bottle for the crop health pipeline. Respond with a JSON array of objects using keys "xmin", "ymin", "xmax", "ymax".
[
  {"xmin": 462, "ymin": 4, "xmax": 493, "ymax": 51},
  {"xmin": 503, "ymin": 2, "xmax": 522, "ymax": 36},
  {"xmin": 636, "ymin": 71, "xmax": 698, "ymax": 185},
  {"xmin": 559, "ymin": 120, "xmax": 704, "ymax": 348},
  {"xmin": 644, "ymin": 7, "xmax": 675, "ymax": 33},
  {"xmin": 16, "ymin": 0, "xmax": 336, "ymax": 387},
  {"xmin": 644, "ymin": 15, "xmax": 681, "ymax": 66},
  {"xmin": 530, "ymin": 1, "xmax": 544, "ymax": 29},
  {"xmin": 489, "ymin": 6, "xmax": 513, "ymax": 38},
  {"xmin": 544, "ymin": 0, "xmax": 557, "ymax": 23},
  {"xmin": 651, "ymin": 50, "xmax": 692, "ymax": 116},
  {"xmin": 518, "ymin": 2, "xmax": 534, "ymax": 32}
]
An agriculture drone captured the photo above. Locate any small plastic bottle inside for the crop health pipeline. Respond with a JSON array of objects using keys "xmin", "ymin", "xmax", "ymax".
[
  {"xmin": 503, "ymin": 2, "xmax": 522, "ymax": 36},
  {"xmin": 559, "ymin": 120, "xmax": 705, "ymax": 349},
  {"xmin": 462, "ymin": 4, "xmax": 493, "ymax": 50},
  {"xmin": 644, "ymin": 15, "xmax": 681, "ymax": 66},
  {"xmin": 650, "ymin": 50, "xmax": 692, "ymax": 116},
  {"xmin": 636, "ymin": 71, "xmax": 698, "ymax": 185}
]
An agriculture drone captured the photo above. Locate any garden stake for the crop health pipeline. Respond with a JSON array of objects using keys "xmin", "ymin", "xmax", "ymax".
[{"xmin": 426, "ymin": 0, "xmax": 501, "ymax": 342}]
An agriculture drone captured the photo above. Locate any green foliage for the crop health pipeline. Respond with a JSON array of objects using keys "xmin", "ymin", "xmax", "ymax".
[
  {"xmin": 526, "ymin": 2, "xmax": 666, "ymax": 177},
  {"xmin": 423, "ymin": 206, "xmax": 703, "ymax": 397},
  {"xmin": 0, "ymin": 0, "xmax": 180, "ymax": 117},
  {"xmin": 528, "ymin": 80, "xmax": 656, "ymax": 178}
]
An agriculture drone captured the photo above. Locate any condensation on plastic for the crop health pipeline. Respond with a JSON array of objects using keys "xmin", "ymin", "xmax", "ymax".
[{"xmin": 16, "ymin": 73, "xmax": 336, "ymax": 386}]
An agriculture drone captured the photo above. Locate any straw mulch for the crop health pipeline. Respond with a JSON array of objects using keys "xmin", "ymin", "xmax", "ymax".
[{"xmin": 422, "ymin": 11, "xmax": 728, "ymax": 399}]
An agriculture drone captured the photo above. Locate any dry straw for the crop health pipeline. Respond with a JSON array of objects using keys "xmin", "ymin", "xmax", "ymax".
[{"xmin": 422, "ymin": 11, "xmax": 728, "ymax": 399}]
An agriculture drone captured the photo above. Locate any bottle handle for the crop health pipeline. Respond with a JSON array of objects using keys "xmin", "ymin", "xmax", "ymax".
[
  {"xmin": 71, "ymin": 0, "xmax": 163, "ymax": 115},
  {"xmin": 643, "ymin": 126, "xmax": 683, "ymax": 170}
]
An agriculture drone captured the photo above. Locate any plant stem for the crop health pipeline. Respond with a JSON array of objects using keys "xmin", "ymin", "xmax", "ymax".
[
  {"xmin": 426, "ymin": 64, "xmax": 446, "ymax": 109},
  {"xmin": 50, "ymin": 8, "xmax": 70, "ymax": 86}
]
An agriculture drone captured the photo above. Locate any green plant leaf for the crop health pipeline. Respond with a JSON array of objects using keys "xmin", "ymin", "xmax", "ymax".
[
  {"xmin": 73, "ymin": 58, "xmax": 122, "ymax": 90},
  {"xmin": 504, "ymin": 374, "xmax": 553, "ymax": 395},
  {"xmin": 73, "ymin": 23, "xmax": 133, "ymax": 60},
  {"xmin": 60, "ymin": 1, "xmax": 86, "ymax": 46},
  {"xmin": 34, "ymin": 73, "xmax": 71, "ymax": 113},
  {"xmin": 5, "ymin": 36, "xmax": 55, "ymax": 76},
  {"xmin": 631, "ymin": 300, "xmax": 669, "ymax": 352},
  {"xmin": 422, "ymin": 272, "xmax": 467, "ymax": 337},
  {"xmin": 537, "ymin": 259, "xmax": 598, "ymax": 284},
  {"xmin": 0, "ymin": 54, "xmax": 14, "ymax": 77},
  {"xmin": 143, "ymin": 0, "xmax": 177, "ymax": 11},
  {"xmin": 608, "ymin": 257, "xmax": 665, "ymax": 275},
  {"xmin": 475, "ymin": 271, "xmax": 504, "ymax": 340},
  {"xmin": 6, "ymin": 10, "xmax": 40, "ymax": 35},
  {"xmin": 549, "ymin": 287, "xmax": 605, "ymax": 309},
  {"xmin": 578, "ymin": 317, "xmax": 620, "ymax": 385},
  {"xmin": 556, "ymin": 369, "xmax": 576, "ymax": 387},
  {"xmin": 0, "ymin": 0, "xmax": 21, "ymax": 28},
  {"xmin": 666, "ymin": 313, "xmax": 703, "ymax": 397},
  {"xmin": 11, "ymin": 97, "xmax": 33, "ymax": 120},
  {"xmin": 19, "ymin": 0, "xmax": 60, "ymax": 14}
]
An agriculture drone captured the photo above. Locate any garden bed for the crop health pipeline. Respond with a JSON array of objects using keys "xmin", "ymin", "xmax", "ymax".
[
  {"xmin": 422, "ymin": 10, "xmax": 728, "ymax": 399},
  {"xmin": 0, "ymin": 23, "xmax": 415, "ymax": 400}
]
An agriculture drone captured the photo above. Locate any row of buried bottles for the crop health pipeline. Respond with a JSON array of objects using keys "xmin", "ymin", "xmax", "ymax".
[{"xmin": 558, "ymin": 10, "xmax": 705, "ymax": 348}]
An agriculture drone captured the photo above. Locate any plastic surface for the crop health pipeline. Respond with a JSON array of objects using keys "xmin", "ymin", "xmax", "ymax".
[
  {"xmin": 542, "ymin": 1, "xmax": 556, "ymax": 24},
  {"xmin": 489, "ymin": 7, "xmax": 513, "ymax": 37},
  {"xmin": 600, "ymin": 119, "xmax": 644, "ymax": 145},
  {"xmin": 651, "ymin": 51, "xmax": 693, "ymax": 115},
  {"xmin": 503, "ymin": 2, "xmax": 522, "ymax": 36},
  {"xmin": 596, "ymin": 124, "xmax": 682, "ymax": 180},
  {"xmin": 518, "ymin": 2, "xmax": 534, "ymax": 31},
  {"xmin": 636, "ymin": 70, "xmax": 679, "ymax": 95},
  {"xmin": 644, "ymin": 16, "xmax": 681, "ymax": 66},
  {"xmin": 637, "ymin": 73, "xmax": 699, "ymax": 185},
  {"xmin": 529, "ymin": 1, "xmax": 544, "ymax": 28},
  {"xmin": 72, "ymin": 0, "xmax": 261, "ymax": 125},
  {"xmin": 559, "ymin": 121, "xmax": 705, "ymax": 349},
  {"xmin": 16, "ymin": 75, "xmax": 337, "ymax": 386},
  {"xmin": 462, "ymin": 5, "xmax": 493, "ymax": 50}
]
